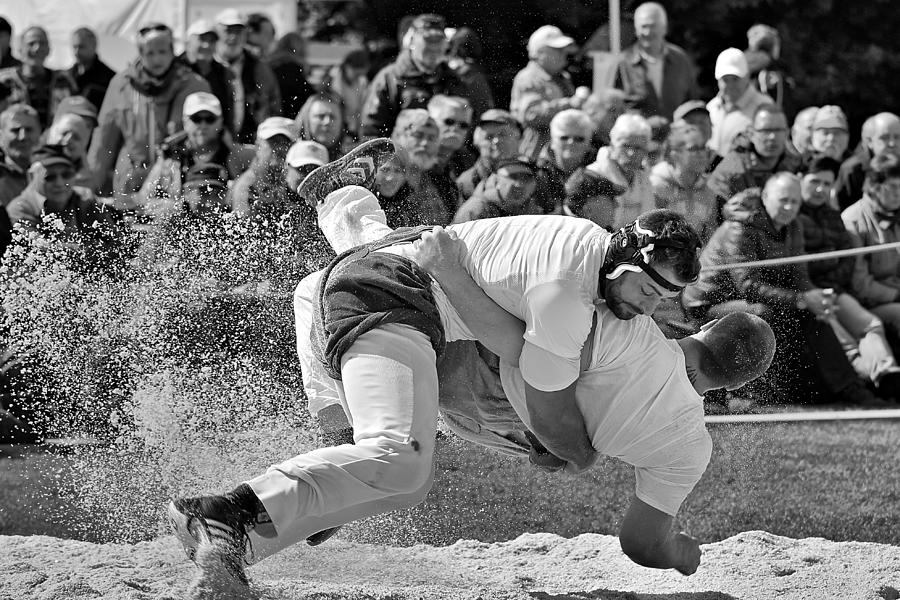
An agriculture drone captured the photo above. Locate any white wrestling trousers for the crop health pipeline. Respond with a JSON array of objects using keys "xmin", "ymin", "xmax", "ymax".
[{"xmin": 245, "ymin": 186, "xmax": 440, "ymax": 561}]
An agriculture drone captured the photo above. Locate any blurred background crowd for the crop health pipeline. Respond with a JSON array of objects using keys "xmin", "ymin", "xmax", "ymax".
[{"xmin": 3, "ymin": 0, "xmax": 900, "ymax": 442}]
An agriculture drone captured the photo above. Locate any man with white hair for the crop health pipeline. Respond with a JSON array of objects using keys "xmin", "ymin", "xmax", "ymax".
[
  {"xmin": 511, "ymin": 25, "xmax": 590, "ymax": 161},
  {"xmin": 45, "ymin": 112, "xmax": 93, "ymax": 188},
  {"xmin": 534, "ymin": 108, "xmax": 595, "ymax": 213},
  {"xmin": 567, "ymin": 113, "xmax": 654, "ymax": 228},
  {"xmin": 612, "ymin": 2, "xmax": 699, "ymax": 119},
  {"xmin": 809, "ymin": 105, "xmax": 850, "ymax": 161},
  {"xmin": 706, "ymin": 47, "xmax": 773, "ymax": 155},
  {"xmin": 835, "ymin": 112, "xmax": 900, "ymax": 210},
  {"xmin": 427, "ymin": 94, "xmax": 476, "ymax": 179}
]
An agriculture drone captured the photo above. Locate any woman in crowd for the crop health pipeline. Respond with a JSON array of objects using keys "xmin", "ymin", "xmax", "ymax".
[{"xmin": 295, "ymin": 91, "xmax": 348, "ymax": 161}]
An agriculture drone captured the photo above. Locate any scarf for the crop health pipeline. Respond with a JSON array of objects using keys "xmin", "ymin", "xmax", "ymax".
[{"xmin": 125, "ymin": 59, "xmax": 177, "ymax": 96}]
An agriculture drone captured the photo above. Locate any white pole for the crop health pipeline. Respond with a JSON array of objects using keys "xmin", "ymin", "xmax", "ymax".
[{"xmin": 609, "ymin": 0, "xmax": 621, "ymax": 54}]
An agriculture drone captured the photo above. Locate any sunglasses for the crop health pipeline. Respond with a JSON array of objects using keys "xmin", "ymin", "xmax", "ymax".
[
  {"xmin": 443, "ymin": 118, "xmax": 471, "ymax": 130},
  {"xmin": 558, "ymin": 135, "xmax": 587, "ymax": 143},
  {"xmin": 189, "ymin": 114, "xmax": 218, "ymax": 124}
]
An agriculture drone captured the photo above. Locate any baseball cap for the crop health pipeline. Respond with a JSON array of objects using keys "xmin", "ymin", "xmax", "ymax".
[
  {"xmin": 286, "ymin": 140, "xmax": 329, "ymax": 168},
  {"xmin": 187, "ymin": 19, "xmax": 217, "ymax": 38},
  {"xmin": 257, "ymin": 117, "xmax": 298, "ymax": 141},
  {"xmin": 714, "ymin": 47, "xmax": 749, "ymax": 80},
  {"xmin": 55, "ymin": 96, "xmax": 98, "ymax": 126},
  {"xmin": 32, "ymin": 144, "xmax": 74, "ymax": 169},
  {"xmin": 183, "ymin": 92, "xmax": 222, "ymax": 118},
  {"xmin": 495, "ymin": 157, "xmax": 536, "ymax": 175},
  {"xmin": 673, "ymin": 100, "xmax": 709, "ymax": 123},
  {"xmin": 216, "ymin": 8, "xmax": 246, "ymax": 27},
  {"xmin": 527, "ymin": 25, "xmax": 575, "ymax": 56},
  {"xmin": 813, "ymin": 105, "xmax": 848, "ymax": 131},
  {"xmin": 184, "ymin": 162, "xmax": 229, "ymax": 191},
  {"xmin": 478, "ymin": 109, "xmax": 522, "ymax": 131},
  {"xmin": 411, "ymin": 14, "xmax": 447, "ymax": 39}
]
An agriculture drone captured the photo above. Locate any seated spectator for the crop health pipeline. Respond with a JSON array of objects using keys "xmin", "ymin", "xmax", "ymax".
[
  {"xmin": 566, "ymin": 113, "xmax": 653, "ymax": 228},
  {"xmin": 797, "ymin": 154, "xmax": 900, "ymax": 398},
  {"xmin": 181, "ymin": 162, "xmax": 232, "ymax": 217},
  {"xmin": 324, "ymin": 49, "xmax": 370, "ymax": 140},
  {"xmin": 456, "ymin": 109, "xmax": 522, "ymax": 200},
  {"xmin": 673, "ymin": 100, "xmax": 712, "ymax": 145},
  {"xmin": 45, "ymin": 113, "xmax": 93, "ymax": 188},
  {"xmin": 136, "ymin": 92, "xmax": 253, "ymax": 214},
  {"xmin": 650, "ymin": 123, "xmax": 718, "ymax": 241},
  {"xmin": 385, "ymin": 108, "xmax": 459, "ymax": 227},
  {"xmin": 453, "ymin": 158, "xmax": 544, "ymax": 222},
  {"xmin": 836, "ymin": 112, "xmax": 899, "ymax": 211},
  {"xmin": 67, "ymin": 27, "xmax": 115, "ymax": 113},
  {"xmin": 267, "ymin": 32, "xmax": 315, "ymax": 121},
  {"xmin": 215, "ymin": 9, "xmax": 281, "ymax": 144},
  {"xmin": 790, "ymin": 106, "xmax": 819, "ymax": 155},
  {"xmin": 809, "ymin": 105, "xmax": 850, "ymax": 162},
  {"xmin": 446, "ymin": 27, "xmax": 494, "ymax": 118},
  {"xmin": 372, "ymin": 154, "xmax": 411, "ymax": 227},
  {"xmin": 54, "ymin": 95, "xmax": 98, "ymax": 131},
  {"xmin": 181, "ymin": 19, "xmax": 235, "ymax": 135},
  {"xmin": 230, "ymin": 117, "xmax": 298, "ymax": 217},
  {"xmin": 511, "ymin": 25, "xmax": 588, "ymax": 161},
  {"xmin": 842, "ymin": 154, "xmax": 900, "ymax": 345},
  {"xmin": 89, "ymin": 23, "xmax": 210, "ymax": 197},
  {"xmin": 0, "ymin": 27, "xmax": 76, "ymax": 128},
  {"xmin": 295, "ymin": 91, "xmax": 347, "ymax": 160},
  {"xmin": 683, "ymin": 172, "xmax": 880, "ymax": 406},
  {"xmin": 706, "ymin": 47, "xmax": 774, "ymax": 156},
  {"xmin": 427, "ymin": 94, "xmax": 476, "ymax": 180},
  {"xmin": 645, "ymin": 114, "xmax": 670, "ymax": 167},
  {"xmin": 534, "ymin": 108, "xmax": 595, "ymax": 214},
  {"xmin": 0, "ymin": 103, "xmax": 39, "ymax": 206},
  {"xmin": 708, "ymin": 103, "xmax": 800, "ymax": 207},
  {"xmin": 284, "ymin": 140, "xmax": 328, "ymax": 194},
  {"xmin": 582, "ymin": 88, "xmax": 627, "ymax": 150}
]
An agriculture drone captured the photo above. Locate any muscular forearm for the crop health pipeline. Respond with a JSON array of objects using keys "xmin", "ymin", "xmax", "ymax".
[{"xmin": 523, "ymin": 380, "xmax": 596, "ymax": 471}]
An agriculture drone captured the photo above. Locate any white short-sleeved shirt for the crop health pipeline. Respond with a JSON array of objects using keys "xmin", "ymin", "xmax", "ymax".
[
  {"xmin": 499, "ymin": 308, "xmax": 712, "ymax": 516},
  {"xmin": 382, "ymin": 215, "xmax": 610, "ymax": 392}
]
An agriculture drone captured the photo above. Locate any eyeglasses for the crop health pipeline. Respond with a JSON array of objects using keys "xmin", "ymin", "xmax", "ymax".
[
  {"xmin": 558, "ymin": 135, "xmax": 587, "ymax": 143},
  {"xmin": 442, "ymin": 118, "xmax": 471, "ymax": 130},
  {"xmin": 139, "ymin": 23, "xmax": 170, "ymax": 36},
  {"xmin": 189, "ymin": 114, "xmax": 218, "ymax": 124},
  {"xmin": 754, "ymin": 127, "xmax": 787, "ymax": 136}
]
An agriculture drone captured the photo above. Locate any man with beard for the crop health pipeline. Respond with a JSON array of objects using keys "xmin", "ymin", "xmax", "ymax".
[
  {"xmin": 835, "ymin": 112, "xmax": 900, "ymax": 210},
  {"xmin": 87, "ymin": 23, "xmax": 209, "ymax": 197},
  {"xmin": 427, "ymin": 95, "xmax": 476, "ymax": 180}
]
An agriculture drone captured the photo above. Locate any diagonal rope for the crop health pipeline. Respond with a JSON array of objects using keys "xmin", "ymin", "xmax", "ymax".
[{"xmin": 702, "ymin": 240, "xmax": 900, "ymax": 272}]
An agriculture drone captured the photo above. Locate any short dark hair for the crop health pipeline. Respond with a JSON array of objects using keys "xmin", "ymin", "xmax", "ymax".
[
  {"xmin": 72, "ymin": 27, "xmax": 97, "ymax": 43},
  {"xmin": 639, "ymin": 208, "xmax": 702, "ymax": 284},
  {"xmin": 866, "ymin": 153, "xmax": 900, "ymax": 186},
  {"xmin": 699, "ymin": 312, "xmax": 776, "ymax": 388},
  {"xmin": 799, "ymin": 153, "xmax": 840, "ymax": 178},
  {"xmin": 247, "ymin": 13, "xmax": 273, "ymax": 34}
]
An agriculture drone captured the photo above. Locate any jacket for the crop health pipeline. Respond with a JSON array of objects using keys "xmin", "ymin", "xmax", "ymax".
[
  {"xmin": 683, "ymin": 187, "xmax": 813, "ymax": 310},
  {"xmin": 452, "ymin": 171, "xmax": 545, "ymax": 223},
  {"xmin": 377, "ymin": 171, "xmax": 459, "ymax": 229},
  {"xmin": 88, "ymin": 59, "xmax": 210, "ymax": 197},
  {"xmin": 842, "ymin": 194, "xmax": 900, "ymax": 307},
  {"xmin": 455, "ymin": 156, "xmax": 494, "ymax": 200},
  {"xmin": 266, "ymin": 52, "xmax": 315, "ymax": 121},
  {"xmin": 612, "ymin": 42, "xmax": 699, "ymax": 119},
  {"xmin": 180, "ymin": 54, "xmax": 236, "ymax": 136},
  {"xmin": 0, "ymin": 65, "xmax": 77, "ymax": 127},
  {"xmin": 67, "ymin": 58, "xmax": 116, "ymax": 114},
  {"xmin": 707, "ymin": 132, "xmax": 801, "ymax": 203},
  {"xmin": 510, "ymin": 61, "xmax": 576, "ymax": 161},
  {"xmin": 567, "ymin": 146, "xmax": 653, "ymax": 229},
  {"xmin": 706, "ymin": 86, "xmax": 773, "ymax": 155},
  {"xmin": 361, "ymin": 52, "xmax": 470, "ymax": 138},
  {"xmin": 0, "ymin": 156, "xmax": 28, "ymax": 207},
  {"xmin": 835, "ymin": 144, "xmax": 871, "ymax": 211},
  {"xmin": 649, "ymin": 160, "xmax": 718, "ymax": 241},
  {"xmin": 534, "ymin": 144, "xmax": 592, "ymax": 215},
  {"xmin": 796, "ymin": 202, "xmax": 856, "ymax": 293},
  {"xmin": 230, "ymin": 50, "xmax": 282, "ymax": 143}
]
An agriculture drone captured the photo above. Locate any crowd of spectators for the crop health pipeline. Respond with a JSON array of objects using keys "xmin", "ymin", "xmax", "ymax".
[{"xmin": 3, "ymin": 2, "xmax": 900, "ymax": 442}]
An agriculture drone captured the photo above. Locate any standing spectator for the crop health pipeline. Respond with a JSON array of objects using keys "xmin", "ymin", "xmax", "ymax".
[
  {"xmin": 790, "ymin": 106, "xmax": 819, "ymax": 155},
  {"xmin": 0, "ymin": 27, "xmax": 76, "ymax": 128},
  {"xmin": 267, "ymin": 33, "xmax": 315, "ymax": 120},
  {"xmin": 246, "ymin": 13, "xmax": 277, "ymax": 58},
  {"xmin": 215, "ymin": 9, "xmax": 282, "ymax": 144},
  {"xmin": 650, "ymin": 123, "xmax": 718, "ymax": 241},
  {"xmin": 88, "ymin": 23, "xmax": 210, "ymax": 197},
  {"xmin": 67, "ymin": 28, "xmax": 115, "ymax": 113},
  {"xmin": 325, "ymin": 49, "xmax": 370, "ymax": 141},
  {"xmin": 835, "ymin": 112, "xmax": 900, "ymax": 211},
  {"xmin": 683, "ymin": 173, "xmax": 880, "ymax": 406},
  {"xmin": 45, "ymin": 113, "xmax": 93, "ymax": 188},
  {"xmin": 744, "ymin": 24, "xmax": 788, "ymax": 107},
  {"xmin": 707, "ymin": 103, "xmax": 800, "ymax": 205},
  {"xmin": 181, "ymin": 19, "xmax": 235, "ymax": 135},
  {"xmin": 566, "ymin": 112, "xmax": 654, "ymax": 228},
  {"xmin": 384, "ymin": 108, "xmax": 458, "ymax": 227},
  {"xmin": 230, "ymin": 117, "xmax": 298, "ymax": 217},
  {"xmin": 295, "ymin": 91, "xmax": 347, "ymax": 160},
  {"xmin": 453, "ymin": 158, "xmax": 544, "ymax": 222},
  {"xmin": 534, "ymin": 108, "xmax": 594, "ymax": 214},
  {"xmin": 0, "ymin": 103, "xmax": 39, "ymax": 206},
  {"xmin": 510, "ymin": 25, "xmax": 588, "ymax": 161},
  {"xmin": 706, "ymin": 47, "xmax": 773, "ymax": 156},
  {"xmin": 809, "ymin": 105, "xmax": 850, "ymax": 161},
  {"xmin": 796, "ymin": 154, "xmax": 900, "ymax": 397},
  {"xmin": 612, "ymin": 2, "xmax": 698, "ymax": 119},
  {"xmin": 456, "ymin": 109, "xmax": 522, "ymax": 200},
  {"xmin": 446, "ymin": 27, "xmax": 495, "ymax": 119},
  {"xmin": 0, "ymin": 18, "xmax": 19, "ymax": 69},
  {"xmin": 427, "ymin": 95, "xmax": 476, "ymax": 180},
  {"xmin": 360, "ymin": 14, "xmax": 469, "ymax": 138}
]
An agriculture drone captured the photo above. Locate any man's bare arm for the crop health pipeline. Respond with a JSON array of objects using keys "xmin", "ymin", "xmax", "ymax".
[
  {"xmin": 618, "ymin": 495, "xmax": 701, "ymax": 575},
  {"xmin": 523, "ymin": 380, "xmax": 597, "ymax": 472}
]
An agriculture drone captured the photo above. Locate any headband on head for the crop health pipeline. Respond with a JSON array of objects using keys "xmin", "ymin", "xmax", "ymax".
[{"xmin": 603, "ymin": 220, "xmax": 698, "ymax": 292}]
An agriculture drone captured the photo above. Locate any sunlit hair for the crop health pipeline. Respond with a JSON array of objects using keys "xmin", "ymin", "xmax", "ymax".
[
  {"xmin": 427, "ymin": 95, "xmax": 472, "ymax": 118},
  {"xmin": 634, "ymin": 2, "xmax": 668, "ymax": 30},
  {"xmin": 609, "ymin": 113, "xmax": 651, "ymax": 144},
  {"xmin": 550, "ymin": 109, "xmax": 592, "ymax": 137}
]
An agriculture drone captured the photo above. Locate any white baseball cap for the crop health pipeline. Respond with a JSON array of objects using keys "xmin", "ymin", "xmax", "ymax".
[
  {"xmin": 714, "ymin": 47, "xmax": 749, "ymax": 80},
  {"xmin": 183, "ymin": 92, "xmax": 222, "ymax": 117},
  {"xmin": 527, "ymin": 25, "xmax": 575, "ymax": 56},
  {"xmin": 286, "ymin": 140, "xmax": 329, "ymax": 168},
  {"xmin": 216, "ymin": 8, "xmax": 246, "ymax": 27},
  {"xmin": 257, "ymin": 117, "xmax": 298, "ymax": 141},
  {"xmin": 187, "ymin": 19, "xmax": 217, "ymax": 38}
]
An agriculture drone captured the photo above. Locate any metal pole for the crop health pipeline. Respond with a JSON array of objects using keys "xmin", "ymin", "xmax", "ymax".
[{"xmin": 609, "ymin": 0, "xmax": 621, "ymax": 54}]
